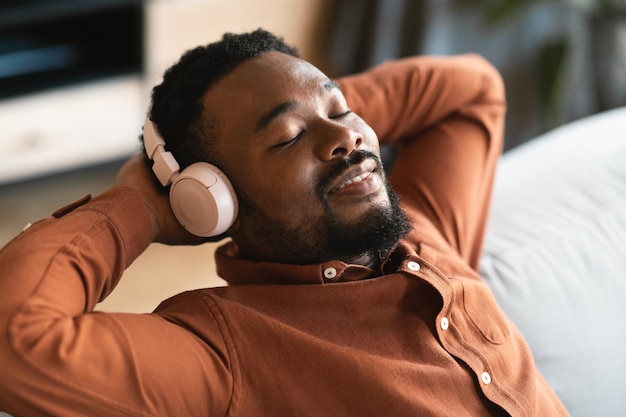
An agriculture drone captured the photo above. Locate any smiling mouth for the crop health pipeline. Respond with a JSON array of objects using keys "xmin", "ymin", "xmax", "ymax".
[
  {"xmin": 334, "ymin": 171, "xmax": 374, "ymax": 192},
  {"xmin": 327, "ymin": 158, "xmax": 382, "ymax": 197},
  {"xmin": 319, "ymin": 150, "xmax": 384, "ymax": 198}
]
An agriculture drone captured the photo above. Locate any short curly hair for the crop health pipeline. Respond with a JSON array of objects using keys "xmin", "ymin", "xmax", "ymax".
[{"xmin": 147, "ymin": 28, "xmax": 299, "ymax": 168}]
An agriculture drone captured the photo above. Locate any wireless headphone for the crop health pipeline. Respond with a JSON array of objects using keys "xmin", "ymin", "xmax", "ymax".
[{"xmin": 142, "ymin": 115, "xmax": 238, "ymax": 237}]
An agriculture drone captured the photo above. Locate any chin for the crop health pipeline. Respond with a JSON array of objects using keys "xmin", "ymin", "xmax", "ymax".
[{"xmin": 341, "ymin": 192, "xmax": 390, "ymax": 220}]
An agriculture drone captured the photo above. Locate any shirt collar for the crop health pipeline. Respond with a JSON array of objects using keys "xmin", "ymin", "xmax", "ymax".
[{"xmin": 214, "ymin": 240, "xmax": 416, "ymax": 286}]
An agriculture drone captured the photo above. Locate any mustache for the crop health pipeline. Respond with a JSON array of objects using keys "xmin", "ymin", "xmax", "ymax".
[{"xmin": 317, "ymin": 150, "xmax": 384, "ymax": 198}]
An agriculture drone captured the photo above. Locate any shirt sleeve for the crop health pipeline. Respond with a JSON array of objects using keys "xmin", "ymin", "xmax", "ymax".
[
  {"xmin": 337, "ymin": 54, "xmax": 507, "ymax": 269},
  {"xmin": 0, "ymin": 187, "xmax": 232, "ymax": 417}
]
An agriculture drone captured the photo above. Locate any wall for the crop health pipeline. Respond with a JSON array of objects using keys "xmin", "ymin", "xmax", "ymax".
[{"xmin": 145, "ymin": 0, "xmax": 333, "ymax": 87}]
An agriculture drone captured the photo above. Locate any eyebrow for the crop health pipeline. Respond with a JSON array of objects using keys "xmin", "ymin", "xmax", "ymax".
[
  {"xmin": 321, "ymin": 80, "xmax": 340, "ymax": 93},
  {"xmin": 254, "ymin": 79, "xmax": 341, "ymax": 132}
]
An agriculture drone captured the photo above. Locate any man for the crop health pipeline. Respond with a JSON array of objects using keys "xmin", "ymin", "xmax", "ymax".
[{"xmin": 0, "ymin": 29, "xmax": 568, "ymax": 416}]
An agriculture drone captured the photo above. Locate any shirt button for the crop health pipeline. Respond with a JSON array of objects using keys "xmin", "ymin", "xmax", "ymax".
[
  {"xmin": 323, "ymin": 267, "xmax": 338, "ymax": 280},
  {"xmin": 407, "ymin": 261, "xmax": 420, "ymax": 272},
  {"xmin": 440, "ymin": 317, "xmax": 449, "ymax": 331},
  {"xmin": 481, "ymin": 372, "xmax": 492, "ymax": 385}
]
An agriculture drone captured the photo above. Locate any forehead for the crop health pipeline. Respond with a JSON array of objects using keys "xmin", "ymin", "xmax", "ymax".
[
  {"xmin": 200, "ymin": 52, "xmax": 332, "ymax": 128},
  {"xmin": 215, "ymin": 51, "xmax": 327, "ymax": 95}
]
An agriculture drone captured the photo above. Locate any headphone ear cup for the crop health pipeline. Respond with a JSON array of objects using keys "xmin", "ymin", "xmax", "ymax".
[{"xmin": 169, "ymin": 162, "xmax": 238, "ymax": 237}]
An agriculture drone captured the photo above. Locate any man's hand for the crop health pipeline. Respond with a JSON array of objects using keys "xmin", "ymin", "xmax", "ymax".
[{"xmin": 114, "ymin": 153, "xmax": 226, "ymax": 245}]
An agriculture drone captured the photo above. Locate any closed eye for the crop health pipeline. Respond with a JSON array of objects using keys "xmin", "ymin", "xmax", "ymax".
[
  {"xmin": 274, "ymin": 130, "xmax": 305, "ymax": 148},
  {"xmin": 330, "ymin": 109, "xmax": 352, "ymax": 120}
]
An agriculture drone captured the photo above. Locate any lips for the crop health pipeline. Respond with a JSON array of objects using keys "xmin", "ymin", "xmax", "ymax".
[
  {"xmin": 328, "ymin": 159, "xmax": 379, "ymax": 194},
  {"xmin": 335, "ymin": 171, "xmax": 373, "ymax": 191}
]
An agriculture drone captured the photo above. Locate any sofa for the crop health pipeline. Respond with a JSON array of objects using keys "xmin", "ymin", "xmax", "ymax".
[{"xmin": 479, "ymin": 106, "xmax": 626, "ymax": 417}]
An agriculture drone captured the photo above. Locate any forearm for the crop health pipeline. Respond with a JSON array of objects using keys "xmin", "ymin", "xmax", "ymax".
[
  {"xmin": 0, "ymin": 186, "xmax": 153, "ymax": 414},
  {"xmin": 0, "ymin": 186, "xmax": 152, "ymax": 313}
]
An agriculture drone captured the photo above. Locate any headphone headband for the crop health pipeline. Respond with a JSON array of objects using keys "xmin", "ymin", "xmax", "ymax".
[{"xmin": 143, "ymin": 116, "xmax": 180, "ymax": 186}]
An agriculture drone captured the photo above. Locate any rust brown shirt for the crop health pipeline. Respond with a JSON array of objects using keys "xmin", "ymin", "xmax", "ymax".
[{"xmin": 0, "ymin": 55, "xmax": 569, "ymax": 416}]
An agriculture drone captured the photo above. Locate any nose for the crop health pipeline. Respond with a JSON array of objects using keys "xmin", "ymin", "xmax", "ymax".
[{"xmin": 314, "ymin": 121, "xmax": 363, "ymax": 161}]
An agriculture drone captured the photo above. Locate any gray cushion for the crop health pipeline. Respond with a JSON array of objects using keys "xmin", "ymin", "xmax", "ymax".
[{"xmin": 480, "ymin": 107, "xmax": 626, "ymax": 417}]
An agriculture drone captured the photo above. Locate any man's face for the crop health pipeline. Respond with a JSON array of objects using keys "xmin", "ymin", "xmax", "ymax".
[{"xmin": 204, "ymin": 51, "xmax": 409, "ymax": 265}]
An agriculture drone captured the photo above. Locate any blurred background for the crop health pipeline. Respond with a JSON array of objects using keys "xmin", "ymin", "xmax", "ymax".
[{"xmin": 1, "ymin": 0, "xmax": 624, "ymax": 311}]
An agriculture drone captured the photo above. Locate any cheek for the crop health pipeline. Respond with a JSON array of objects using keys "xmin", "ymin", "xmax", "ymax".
[{"xmin": 236, "ymin": 163, "xmax": 320, "ymax": 214}]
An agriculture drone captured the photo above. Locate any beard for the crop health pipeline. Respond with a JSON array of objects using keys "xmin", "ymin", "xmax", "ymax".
[
  {"xmin": 319, "ymin": 182, "xmax": 411, "ymax": 264},
  {"xmin": 237, "ymin": 151, "xmax": 413, "ymax": 265}
]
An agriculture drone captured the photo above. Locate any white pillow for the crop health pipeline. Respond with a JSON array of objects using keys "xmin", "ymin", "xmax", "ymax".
[{"xmin": 480, "ymin": 107, "xmax": 626, "ymax": 417}]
